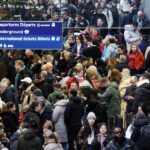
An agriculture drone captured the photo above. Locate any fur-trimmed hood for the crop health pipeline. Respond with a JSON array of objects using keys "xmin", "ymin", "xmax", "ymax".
[
  {"xmin": 53, "ymin": 99, "xmax": 69, "ymax": 107},
  {"xmin": 137, "ymin": 79, "xmax": 150, "ymax": 87}
]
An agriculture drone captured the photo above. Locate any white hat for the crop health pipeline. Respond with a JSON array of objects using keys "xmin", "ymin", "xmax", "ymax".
[
  {"xmin": 87, "ymin": 112, "xmax": 96, "ymax": 120},
  {"xmin": 21, "ymin": 77, "xmax": 32, "ymax": 84}
]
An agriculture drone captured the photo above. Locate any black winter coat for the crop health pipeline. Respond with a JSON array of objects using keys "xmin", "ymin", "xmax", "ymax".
[
  {"xmin": 23, "ymin": 109, "xmax": 42, "ymax": 136},
  {"xmin": 0, "ymin": 111, "xmax": 18, "ymax": 138},
  {"xmin": 64, "ymin": 96, "xmax": 84, "ymax": 128},
  {"xmin": 132, "ymin": 83, "xmax": 150, "ymax": 114},
  {"xmin": 1, "ymin": 86, "xmax": 18, "ymax": 104},
  {"xmin": 131, "ymin": 118, "xmax": 147, "ymax": 148},
  {"xmin": 105, "ymin": 138, "xmax": 137, "ymax": 150},
  {"xmin": 16, "ymin": 129, "xmax": 43, "ymax": 150},
  {"xmin": 40, "ymin": 100, "xmax": 53, "ymax": 125},
  {"xmin": 9, "ymin": 131, "xmax": 20, "ymax": 150}
]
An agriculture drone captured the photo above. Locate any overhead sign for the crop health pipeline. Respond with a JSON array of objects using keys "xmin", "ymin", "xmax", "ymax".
[{"xmin": 0, "ymin": 21, "xmax": 63, "ymax": 49}]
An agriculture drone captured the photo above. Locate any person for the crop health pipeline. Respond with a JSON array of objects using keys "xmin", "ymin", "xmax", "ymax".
[
  {"xmin": 92, "ymin": 123, "xmax": 109, "ymax": 150},
  {"xmin": 123, "ymin": 76, "xmax": 138, "ymax": 126},
  {"xmin": 105, "ymin": 127, "xmax": 137, "ymax": 150},
  {"xmin": 23, "ymin": 101, "xmax": 42, "ymax": 138},
  {"xmin": 16, "ymin": 120, "xmax": 43, "ymax": 150},
  {"xmin": 98, "ymin": 69, "xmax": 121, "ymax": 133},
  {"xmin": 9, "ymin": 122, "xmax": 30, "ymax": 150},
  {"xmin": 43, "ymin": 120, "xmax": 53, "ymax": 137},
  {"xmin": 71, "ymin": 34, "xmax": 86, "ymax": 58},
  {"xmin": 124, "ymin": 22, "xmax": 142, "ymax": 51},
  {"xmin": 0, "ymin": 81, "xmax": 18, "ymax": 114},
  {"xmin": 0, "ymin": 123, "xmax": 9, "ymax": 150},
  {"xmin": 131, "ymin": 75, "xmax": 150, "ymax": 115},
  {"xmin": 64, "ymin": 89, "xmax": 84, "ymax": 150},
  {"xmin": 14, "ymin": 60, "xmax": 29, "ymax": 91},
  {"xmin": 53, "ymin": 98, "xmax": 69, "ymax": 150},
  {"xmin": 131, "ymin": 110, "xmax": 147, "ymax": 149},
  {"xmin": 77, "ymin": 112, "xmax": 97, "ymax": 150},
  {"xmin": 0, "ymin": 102, "xmax": 18, "ymax": 138},
  {"xmin": 62, "ymin": 11, "xmax": 76, "ymax": 27},
  {"xmin": 128, "ymin": 44, "xmax": 144, "ymax": 75},
  {"xmin": 44, "ymin": 131, "xmax": 63, "ymax": 150},
  {"xmin": 32, "ymin": 88, "xmax": 53, "ymax": 125}
]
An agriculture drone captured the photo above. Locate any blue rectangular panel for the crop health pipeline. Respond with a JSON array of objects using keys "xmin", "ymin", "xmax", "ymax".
[{"xmin": 0, "ymin": 21, "xmax": 63, "ymax": 50}]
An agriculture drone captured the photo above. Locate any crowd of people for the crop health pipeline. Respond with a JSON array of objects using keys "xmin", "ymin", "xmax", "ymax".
[
  {"xmin": 0, "ymin": 0, "xmax": 150, "ymax": 150},
  {"xmin": 0, "ymin": 29, "xmax": 149, "ymax": 149},
  {"xmin": 0, "ymin": 0, "xmax": 150, "ymax": 29}
]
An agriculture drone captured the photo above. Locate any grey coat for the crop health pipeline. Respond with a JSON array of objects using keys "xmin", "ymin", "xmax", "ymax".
[
  {"xmin": 44, "ymin": 142, "xmax": 63, "ymax": 150},
  {"xmin": 52, "ymin": 99, "xmax": 69, "ymax": 143}
]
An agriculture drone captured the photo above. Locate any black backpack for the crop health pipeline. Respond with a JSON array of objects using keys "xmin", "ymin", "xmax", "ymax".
[{"xmin": 140, "ymin": 125, "xmax": 150, "ymax": 149}]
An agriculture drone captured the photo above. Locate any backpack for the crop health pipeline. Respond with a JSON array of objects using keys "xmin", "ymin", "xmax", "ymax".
[{"xmin": 140, "ymin": 125, "xmax": 150, "ymax": 149}]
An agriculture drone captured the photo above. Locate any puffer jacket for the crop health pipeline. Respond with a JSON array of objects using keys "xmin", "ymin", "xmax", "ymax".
[{"xmin": 124, "ymin": 24, "xmax": 141, "ymax": 51}]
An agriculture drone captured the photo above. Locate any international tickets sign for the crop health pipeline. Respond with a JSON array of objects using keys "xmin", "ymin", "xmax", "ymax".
[{"xmin": 0, "ymin": 21, "xmax": 63, "ymax": 49}]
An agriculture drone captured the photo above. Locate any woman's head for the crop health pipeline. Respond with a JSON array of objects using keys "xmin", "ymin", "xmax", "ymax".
[
  {"xmin": 44, "ymin": 131, "xmax": 60, "ymax": 144},
  {"xmin": 43, "ymin": 120, "xmax": 53, "ymax": 131},
  {"xmin": 130, "ymin": 44, "xmax": 140, "ymax": 53},
  {"xmin": 6, "ymin": 102, "xmax": 16, "ymax": 112},
  {"xmin": 87, "ymin": 112, "xmax": 96, "ymax": 127},
  {"xmin": 98, "ymin": 123, "xmax": 107, "ymax": 135}
]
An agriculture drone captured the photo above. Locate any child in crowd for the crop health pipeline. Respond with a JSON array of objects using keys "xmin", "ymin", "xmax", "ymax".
[
  {"xmin": 44, "ymin": 130, "xmax": 63, "ymax": 150},
  {"xmin": 43, "ymin": 120, "xmax": 53, "ymax": 137},
  {"xmin": 92, "ymin": 123, "xmax": 109, "ymax": 150}
]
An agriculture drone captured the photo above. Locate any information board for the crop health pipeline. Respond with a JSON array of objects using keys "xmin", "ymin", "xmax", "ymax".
[{"xmin": 0, "ymin": 21, "xmax": 63, "ymax": 49}]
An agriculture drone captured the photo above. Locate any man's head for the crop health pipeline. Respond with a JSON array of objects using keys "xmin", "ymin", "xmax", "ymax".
[
  {"xmin": 130, "ymin": 76, "xmax": 138, "ymax": 86},
  {"xmin": 15, "ymin": 60, "xmax": 25, "ymax": 72},
  {"xmin": 30, "ymin": 101, "xmax": 42, "ymax": 113},
  {"xmin": 113, "ymin": 127, "xmax": 124, "ymax": 141},
  {"xmin": 0, "ymin": 82, "xmax": 8, "ymax": 94},
  {"xmin": 69, "ymin": 89, "xmax": 77, "ymax": 98},
  {"xmin": 25, "ymin": 49, "xmax": 34, "ymax": 58}
]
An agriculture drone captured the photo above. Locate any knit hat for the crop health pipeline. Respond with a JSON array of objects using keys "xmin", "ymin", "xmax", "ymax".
[
  {"xmin": 87, "ymin": 112, "xmax": 96, "ymax": 120},
  {"xmin": 32, "ymin": 89, "xmax": 43, "ymax": 97}
]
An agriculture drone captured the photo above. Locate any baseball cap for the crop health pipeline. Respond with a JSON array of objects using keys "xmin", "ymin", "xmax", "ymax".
[{"xmin": 21, "ymin": 77, "xmax": 32, "ymax": 84}]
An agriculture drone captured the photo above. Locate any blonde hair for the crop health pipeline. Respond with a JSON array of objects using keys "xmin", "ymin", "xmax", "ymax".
[
  {"xmin": 1, "ymin": 78, "xmax": 10, "ymax": 86},
  {"xmin": 15, "ymin": 60, "xmax": 24, "ymax": 67}
]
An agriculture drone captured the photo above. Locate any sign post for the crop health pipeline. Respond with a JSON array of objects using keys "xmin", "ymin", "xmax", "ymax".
[{"xmin": 0, "ymin": 21, "xmax": 63, "ymax": 50}]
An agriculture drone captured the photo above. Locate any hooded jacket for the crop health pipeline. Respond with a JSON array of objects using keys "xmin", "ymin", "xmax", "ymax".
[
  {"xmin": 53, "ymin": 99, "xmax": 69, "ymax": 143},
  {"xmin": 124, "ymin": 24, "xmax": 141, "ymax": 51},
  {"xmin": 99, "ymin": 82, "xmax": 121, "ymax": 118},
  {"xmin": 16, "ymin": 129, "xmax": 43, "ymax": 150}
]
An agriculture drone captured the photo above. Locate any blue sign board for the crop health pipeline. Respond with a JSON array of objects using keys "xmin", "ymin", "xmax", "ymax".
[{"xmin": 0, "ymin": 21, "xmax": 63, "ymax": 49}]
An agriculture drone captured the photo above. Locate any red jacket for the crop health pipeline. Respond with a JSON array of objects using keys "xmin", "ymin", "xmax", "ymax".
[{"xmin": 128, "ymin": 52, "xmax": 144, "ymax": 70}]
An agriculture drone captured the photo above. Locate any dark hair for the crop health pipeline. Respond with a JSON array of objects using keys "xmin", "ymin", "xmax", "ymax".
[
  {"xmin": 84, "ymin": 119, "xmax": 96, "ymax": 138},
  {"xmin": 6, "ymin": 102, "xmax": 15, "ymax": 111},
  {"xmin": 69, "ymin": 89, "xmax": 77, "ymax": 97},
  {"xmin": 48, "ymin": 132, "xmax": 59, "ymax": 143},
  {"xmin": 29, "ymin": 119, "xmax": 38, "ymax": 130},
  {"xmin": 98, "ymin": 122, "xmax": 107, "ymax": 129},
  {"xmin": 30, "ymin": 101, "xmax": 39, "ymax": 110},
  {"xmin": 118, "ymin": 44, "xmax": 125, "ymax": 50},
  {"xmin": 132, "ymin": 21, "xmax": 138, "ymax": 27}
]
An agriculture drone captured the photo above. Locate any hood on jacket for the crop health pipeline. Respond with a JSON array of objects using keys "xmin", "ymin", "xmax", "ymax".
[
  {"xmin": 124, "ymin": 24, "xmax": 134, "ymax": 31},
  {"xmin": 137, "ymin": 79, "xmax": 150, "ymax": 87},
  {"xmin": 22, "ymin": 129, "xmax": 36, "ymax": 140},
  {"xmin": 54, "ymin": 99, "xmax": 69, "ymax": 107}
]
